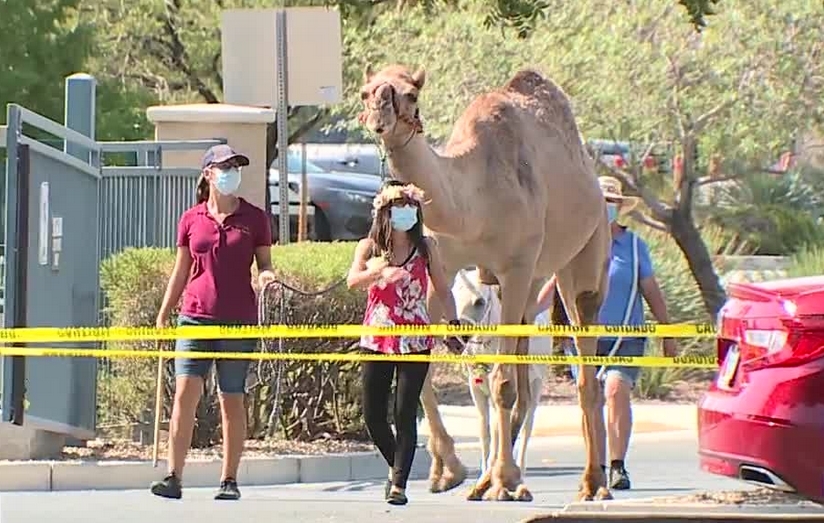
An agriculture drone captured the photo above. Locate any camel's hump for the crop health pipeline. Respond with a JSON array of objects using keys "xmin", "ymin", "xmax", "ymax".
[{"xmin": 503, "ymin": 69, "xmax": 554, "ymax": 97}]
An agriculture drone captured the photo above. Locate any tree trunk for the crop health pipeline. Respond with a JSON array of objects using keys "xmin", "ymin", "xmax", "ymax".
[{"xmin": 669, "ymin": 211, "xmax": 727, "ymax": 321}]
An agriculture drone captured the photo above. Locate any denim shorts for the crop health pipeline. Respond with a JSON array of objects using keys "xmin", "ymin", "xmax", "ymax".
[
  {"xmin": 563, "ymin": 338, "xmax": 647, "ymax": 387},
  {"xmin": 174, "ymin": 314, "xmax": 257, "ymax": 394}
]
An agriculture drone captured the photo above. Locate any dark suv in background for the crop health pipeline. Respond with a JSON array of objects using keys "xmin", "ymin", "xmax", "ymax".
[{"xmin": 268, "ymin": 151, "xmax": 381, "ymax": 243}]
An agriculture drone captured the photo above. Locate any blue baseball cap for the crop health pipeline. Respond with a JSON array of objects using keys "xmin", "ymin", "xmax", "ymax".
[{"xmin": 201, "ymin": 144, "xmax": 250, "ymax": 169}]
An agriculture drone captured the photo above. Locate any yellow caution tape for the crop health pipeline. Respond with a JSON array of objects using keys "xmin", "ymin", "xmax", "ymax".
[
  {"xmin": 0, "ymin": 346, "xmax": 720, "ymax": 368},
  {"xmin": 0, "ymin": 322, "xmax": 717, "ymax": 343}
]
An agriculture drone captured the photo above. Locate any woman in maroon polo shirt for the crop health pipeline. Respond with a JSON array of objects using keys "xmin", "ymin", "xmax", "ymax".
[{"xmin": 150, "ymin": 144, "xmax": 274, "ymax": 501}]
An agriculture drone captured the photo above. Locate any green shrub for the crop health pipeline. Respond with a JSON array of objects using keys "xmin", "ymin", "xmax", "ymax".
[
  {"xmin": 786, "ymin": 245, "xmax": 824, "ymax": 278},
  {"xmin": 97, "ymin": 241, "xmax": 369, "ymax": 447}
]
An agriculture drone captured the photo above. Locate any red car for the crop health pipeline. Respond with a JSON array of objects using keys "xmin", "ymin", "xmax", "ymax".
[{"xmin": 698, "ymin": 275, "xmax": 824, "ymax": 503}]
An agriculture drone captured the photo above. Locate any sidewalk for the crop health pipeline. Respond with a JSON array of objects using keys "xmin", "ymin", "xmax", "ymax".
[{"xmin": 0, "ymin": 404, "xmax": 696, "ymax": 493}]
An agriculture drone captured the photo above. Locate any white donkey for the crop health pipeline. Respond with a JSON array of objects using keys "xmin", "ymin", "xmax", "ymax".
[{"xmin": 451, "ymin": 268, "xmax": 554, "ymax": 479}]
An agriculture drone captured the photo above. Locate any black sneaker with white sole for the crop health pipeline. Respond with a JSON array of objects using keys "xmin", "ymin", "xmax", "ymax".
[
  {"xmin": 609, "ymin": 463, "xmax": 631, "ymax": 490},
  {"xmin": 214, "ymin": 478, "xmax": 242, "ymax": 500},
  {"xmin": 150, "ymin": 473, "xmax": 183, "ymax": 499}
]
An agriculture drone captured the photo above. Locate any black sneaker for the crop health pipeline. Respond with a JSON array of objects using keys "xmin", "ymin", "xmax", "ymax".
[
  {"xmin": 215, "ymin": 478, "xmax": 242, "ymax": 500},
  {"xmin": 387, "ymin": 489, "xmax": 408, "ymax": 506},
  {"xmin": 150, "ymin": 473, "xmax": 182, "ymax": 499},
  {"xmin": 609, "ymin": 464, "xmax": 631, "ymax": 490}
]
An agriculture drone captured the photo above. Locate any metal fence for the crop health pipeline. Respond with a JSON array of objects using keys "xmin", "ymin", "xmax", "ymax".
[{"xmin": 99, "ymin": 140, "xmax": 225, "ymax": 258}]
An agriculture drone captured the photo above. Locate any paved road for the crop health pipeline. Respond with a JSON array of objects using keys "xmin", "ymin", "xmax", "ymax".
[{"xmin": 0, "ymin": 431, "xmax": 751, "ymax": 523}]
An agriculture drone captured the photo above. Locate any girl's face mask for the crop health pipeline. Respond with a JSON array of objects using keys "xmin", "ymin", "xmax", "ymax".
[{"xmin": 390, "ymin": 204, "xmax": 418, "ymax": 231}]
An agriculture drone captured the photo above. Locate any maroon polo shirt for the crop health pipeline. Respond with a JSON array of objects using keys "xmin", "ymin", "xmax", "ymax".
[{"xmin": 177, "ymin": 198, "xmax": 272, "ymax": 323}]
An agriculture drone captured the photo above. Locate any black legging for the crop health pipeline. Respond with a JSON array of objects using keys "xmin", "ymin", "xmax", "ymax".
[{"xmin": 361, "ymin": 352, "xmax": 430, "ymax": 490}]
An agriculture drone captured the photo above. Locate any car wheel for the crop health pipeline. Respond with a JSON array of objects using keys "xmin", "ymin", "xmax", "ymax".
[{"xmin": 312, "ymin": 208, "xmax": 332, "ymax": 242}]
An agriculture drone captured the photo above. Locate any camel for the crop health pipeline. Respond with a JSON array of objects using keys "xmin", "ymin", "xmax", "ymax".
[
  {"xmin": 358, "ymin": 64, "xmax": 612, "ymax": 502},
  {"xmin": 451, "ymin": 268, "xmax": 552, "ymax": 480}
]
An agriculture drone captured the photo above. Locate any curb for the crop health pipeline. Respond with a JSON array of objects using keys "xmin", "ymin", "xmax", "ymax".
[
  {"xmin": 560, "ymin": 501, "xmax": 824, "ymax": 515},
  {"xmin": 0, "ymin": 448, "xmax": 433, "ymax": 493}
]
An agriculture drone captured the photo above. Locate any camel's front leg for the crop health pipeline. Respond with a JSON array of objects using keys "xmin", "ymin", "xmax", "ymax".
[
  {"xmin": 421, "ymin": 372, "xmax": 467, "ymax": 492},
  {"xmin": 469, "ymin": 376, "xmax": 492, "ymax": 476},
  {"xmin": 422, "ymin": 275, "xmax": 467, "ymax": 494},
  {"xmin": 467, "ymin": 267, "xmax": 535, "ymax": 502}
]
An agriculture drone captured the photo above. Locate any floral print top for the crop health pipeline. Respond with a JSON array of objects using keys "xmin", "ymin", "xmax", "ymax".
[{"xmin": 360, "ymin": 246, "xmax": 434, "ymax": 354}]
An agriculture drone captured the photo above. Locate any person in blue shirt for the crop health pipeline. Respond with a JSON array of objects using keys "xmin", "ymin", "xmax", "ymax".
[{"xmin": 535, "ymin": 176, "xmax": 675, "ymax": 492}]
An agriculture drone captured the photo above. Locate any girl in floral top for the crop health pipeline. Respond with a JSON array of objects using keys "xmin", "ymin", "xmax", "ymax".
[{"xmin": 346, "ymin": 180, "xmax": 461, "ymax": 505}]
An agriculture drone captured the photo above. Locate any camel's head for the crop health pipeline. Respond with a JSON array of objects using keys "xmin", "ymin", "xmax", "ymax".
[{"xmin": 358, "ymin": 64, "xmax": 425, "ymax": 142}]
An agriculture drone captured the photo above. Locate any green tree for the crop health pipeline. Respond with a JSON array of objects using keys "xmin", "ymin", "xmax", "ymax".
[
  {"xmin": 336, "ymin": 0, "xmax": 822, "ymax": 319},
  {"xmin": 77, "ymin": 0, "xmax": 720, "ymax": 163},
  {"xmin": 0, "ymin": 0, "xmax": 93, "ymax": 124},
  {"xmin": 0, "ymin": 0, "xmax": 153, "ymax": 141}
]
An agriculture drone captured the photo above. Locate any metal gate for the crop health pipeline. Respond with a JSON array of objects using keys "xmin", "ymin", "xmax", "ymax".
[
  {"xmin": 0, "ymin": 105, "xmax": 222, "ymax": 437},
  {"xmin": 1, "ymin": 104, "xmax": 101, "ymax": 438},
  {"xmin": 98, "ymin": 140, "xmax": 224, "ymax": 258}
]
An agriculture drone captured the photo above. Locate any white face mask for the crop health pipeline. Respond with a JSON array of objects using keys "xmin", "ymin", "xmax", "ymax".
[
  {"xmin": 213, "ymin": 167, "xmax": 241, "ymax": 196},
  {"xmin": 390, "ymin": 204, "xmax": 418, "ymax": 231}
]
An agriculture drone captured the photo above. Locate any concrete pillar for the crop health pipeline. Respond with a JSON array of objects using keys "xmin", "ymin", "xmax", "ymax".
[
  {"xmin": 145, "ymin": 104, "xmax": 275, "ymax": 210},
  {"xmin": 64, "ymin": 73, "xmax": 96, "ymax": 162}
]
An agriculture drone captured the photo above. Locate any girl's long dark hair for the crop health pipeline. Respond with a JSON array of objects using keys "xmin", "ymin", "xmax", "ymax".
[
  {"xmin": 196, "ymin": 175, "xmax": 209, "ymax": 204},
  {"xmin": 367, "ymin": 179, "xmax": 429, "ymax": 263}
]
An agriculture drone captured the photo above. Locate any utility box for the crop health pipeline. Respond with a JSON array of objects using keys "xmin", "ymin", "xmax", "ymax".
[{"xmin": 220, "ymin": 7, "xmax": 343, "ymax": 107}]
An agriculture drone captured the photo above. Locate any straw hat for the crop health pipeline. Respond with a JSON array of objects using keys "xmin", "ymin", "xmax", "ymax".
[{"xmin": 598, "ymin": 176, "xmax": 640, "ymax": 215}]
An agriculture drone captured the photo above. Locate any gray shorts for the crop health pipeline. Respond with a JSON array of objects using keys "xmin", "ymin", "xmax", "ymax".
[
  {"xmin": 174, "ymin": 314, "xmax": 256, "ymax": 394},
  {"xmin": 563, "ymin": 338, "xmax": 646, "ymax": 387}
]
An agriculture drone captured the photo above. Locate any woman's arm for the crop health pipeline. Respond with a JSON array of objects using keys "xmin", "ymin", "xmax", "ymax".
[
  {"xmin": 157, "ymin": 247, "xmax": 193, "ymax": 324},
  {"xmin": 425, "ymin": 237, "xmax": 459, "ymax": 323},
  {"xmin": 640, "ymin": 276, "xmax": 669, "ymax": 324},
  {"xmin": 255, "ymin": 246, "xmax": 274, "ymax": 273},
  {"xmin": 254, "ymin": 210, "xmax": 275, "ymax": 282},
  {"xmin": 346, "ymin": 238, "xmax": 384, "ymax": 289}
]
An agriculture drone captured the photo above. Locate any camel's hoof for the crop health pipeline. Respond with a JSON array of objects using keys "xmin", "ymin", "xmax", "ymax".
[
  {"xmin": 483, "ymin": 484, "xmax": 514, "ymax": 502},
  {"xmin": 438, "ymin": 464, "xmax": 467, "ymax": 492},
  {"xmin": 594, "ymin": 487, "xmax": 613, "ymax": 501},
  {"xmin": 513, "ymin": 484, "xmax": 533, "ymax": 502},
  {"xmin": 576, "ymin": 488, "xmax": 594, "ymax": 502},
  {"xmin": 430, "ymin": 466, "xmax": 466, "ymax": 493},
  {"xmin": 466, "ymin": 487, "xmax": 484, "ymax": 501}
]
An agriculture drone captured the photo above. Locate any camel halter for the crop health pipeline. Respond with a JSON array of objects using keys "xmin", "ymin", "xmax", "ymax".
[{"xmin": 357, "ymin": 82, "xmax": 423, "ymax": 180}]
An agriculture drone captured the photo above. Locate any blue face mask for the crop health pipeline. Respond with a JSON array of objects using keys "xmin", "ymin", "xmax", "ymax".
[
  {"xmin": 213, "ymin": 167, "xmax": 241, "ymax": 196},
  {"xmin": 390, "ymin": 204, "xmax": 418, "ymax": 231},
  {"xmin": 606, "ymin": 202, "xmax": 619, "ymax": 223}
]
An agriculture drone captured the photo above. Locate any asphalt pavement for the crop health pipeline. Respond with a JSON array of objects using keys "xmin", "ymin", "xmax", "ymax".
[{"xmin": 0, "ymin": 430, "xmax": 754, "ymax": 523}]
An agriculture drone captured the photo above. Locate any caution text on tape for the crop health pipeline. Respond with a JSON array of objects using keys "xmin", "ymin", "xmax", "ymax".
[
  {"xmin": 0, "ymin": 322, "xmax": 717, "ymax": 343},
  {"xmin": 0, "ymin": 346, "xmax": 720, "ymax": 368}
]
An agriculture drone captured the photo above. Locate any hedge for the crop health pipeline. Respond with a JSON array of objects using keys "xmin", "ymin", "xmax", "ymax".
[
  {"xmin": 98, "ymin": 242, "xmax": 366, "ymax": 447},
  {"xmin": 97, "ymin": 225, "xmax": 743, "ymax": 443}
]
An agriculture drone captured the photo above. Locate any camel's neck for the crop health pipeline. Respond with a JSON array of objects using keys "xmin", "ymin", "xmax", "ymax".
[{"xmin": 384, "ymin": 134, "xmax": 468, "ymax": 236}]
